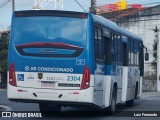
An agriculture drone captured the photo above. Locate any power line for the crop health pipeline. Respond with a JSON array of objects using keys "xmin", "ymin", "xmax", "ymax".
[
  {"xmin": 75, "ymin": 0, "xmax": 87, "ymax": 12},
  {"xmin": 0, "ymin": 0, "xmax": 9, "ymax": 9},
  {"xmin": 64, "ymin": 1, "xmax": 90, "ymax": 11}
]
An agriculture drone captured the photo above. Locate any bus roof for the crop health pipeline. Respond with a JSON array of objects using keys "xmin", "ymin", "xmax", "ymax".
[
  {"xmin": 14, "ymin": 10, "xmax": 88, "ymax": 19},
  {"xmin": 91, "ymin": 14, "xmax": 142, "ymax": 42}
]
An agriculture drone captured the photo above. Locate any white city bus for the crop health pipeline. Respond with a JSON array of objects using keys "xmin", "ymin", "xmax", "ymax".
[{"xmin": 7, "ymin": 10, "xmax": 148, "ymax": 114}]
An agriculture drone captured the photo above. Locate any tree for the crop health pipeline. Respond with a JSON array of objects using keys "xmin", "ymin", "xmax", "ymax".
[
  {"xmin": 151, "ymin": 26, "xmax": 160, "ymax": 73},
  {"xmin": 0, "ymin": 32, "xmax": 9, "ymax": 75}
]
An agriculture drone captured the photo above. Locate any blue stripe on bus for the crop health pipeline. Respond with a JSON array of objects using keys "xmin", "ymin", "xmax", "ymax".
[{"xmin": 105, "ymin": 65, "xmax": 112, "ymax": 75}]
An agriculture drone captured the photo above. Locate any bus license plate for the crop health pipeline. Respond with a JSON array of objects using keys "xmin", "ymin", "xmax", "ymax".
[{"xmin": 41, "ymin": 81, "xmax": 55, "ymax": 87}]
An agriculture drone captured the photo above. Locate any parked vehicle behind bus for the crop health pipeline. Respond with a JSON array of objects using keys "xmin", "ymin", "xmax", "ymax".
[{"xmin": 8, "ymin": 10, "xmax": 148, "ymax": 114}]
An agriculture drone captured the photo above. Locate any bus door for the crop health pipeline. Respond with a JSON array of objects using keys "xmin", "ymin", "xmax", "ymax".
[{"xmin": 94, "ymin": 26, "xmax": 105, "ymax": 106}]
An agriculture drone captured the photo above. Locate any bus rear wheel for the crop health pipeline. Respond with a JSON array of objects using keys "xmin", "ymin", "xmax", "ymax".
[
  {"xmin": 39, "ymin": 103, "xmax": 61, "ymax": 116},
  {"xmin": 126, "ymin": 99, "xmax": 134, "ymax": 107},
  {"xmin": 107, "ymin": 86, "xmax": 117, "ymax": 115},
  {"xmin": 134, "ymin": 83, "xmax": 138, "ymax": 99}
]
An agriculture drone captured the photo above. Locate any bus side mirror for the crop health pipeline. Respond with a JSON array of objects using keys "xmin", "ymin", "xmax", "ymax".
[{"xmin": 145, "ymin": 53, "xmax": 149, "ymax": 61}]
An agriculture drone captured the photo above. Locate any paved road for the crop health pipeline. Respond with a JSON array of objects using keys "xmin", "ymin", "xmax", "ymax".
[{"xmin": 0, "ymin": 90, "xmax": 160, "ymax": 120}]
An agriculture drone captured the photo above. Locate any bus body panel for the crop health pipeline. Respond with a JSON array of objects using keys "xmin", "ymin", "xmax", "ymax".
[
  {"xmin": 121, "ymin": 67, "xmax": 128, "ymax": 102},
  {"xmin": 139, "ymin": 77, "xmax": 143, "ymax": 97},
  {"xmin": 8, "ymin": 84, "xmax": 94, "ymax": 103},
  {"xmin": 103, "ymin": 75, "xmax": 112, "ymax": 107},
  {"xmin": 111, "ymin": 65, "xmax": 123, "ymax": 104},
  {"xmin": 126, "ymin": 66, "xmax": 140, "ymax": 101},
  {"xmin": 93, "ymin": 63, "xmax": 105, "ymax": 107}
]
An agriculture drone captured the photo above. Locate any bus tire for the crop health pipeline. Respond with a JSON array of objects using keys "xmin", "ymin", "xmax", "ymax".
[
  {"xmin": 108, "ymin": 86, "xmax": 117, "ymax": 115},
  {"xmin": 39, "ymin": 103, "xmax": 61, "ymax": 116},
  {"xmin": 134, "ymin": 83, "xmax": 138, "ymax": 99},
  {"xmin": 126, "ymin": 99, "xmax": 134, "ymax": 107}
]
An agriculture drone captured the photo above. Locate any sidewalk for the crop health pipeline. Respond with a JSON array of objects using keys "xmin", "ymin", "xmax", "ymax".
[
  {"xmin": 142, "ymin": 91, "xmax": 160, "ymax": 97},
  {"xmin": 141, "ymin": 92, "xmax": 160, "ymax": 101}
]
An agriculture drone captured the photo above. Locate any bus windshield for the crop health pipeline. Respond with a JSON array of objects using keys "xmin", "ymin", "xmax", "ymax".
[{"xmin": 13, "ymin": 16, "xmax": 87, "ymax": 47}]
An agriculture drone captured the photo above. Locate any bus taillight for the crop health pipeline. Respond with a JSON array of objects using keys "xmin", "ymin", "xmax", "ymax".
[
  {"xmin": 80, "ymin": 65, "xmax": 90, "ymax": 90},
  {"xmin": 9, "ymin": 63, "xmax": 17, "ymax": 86}
]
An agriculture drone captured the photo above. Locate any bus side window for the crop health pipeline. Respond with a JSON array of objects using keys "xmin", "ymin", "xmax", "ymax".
[
  {"xmin": 94, "ymin": 26, "xmax": 104, "ymax": 62},
  {"xmin": 112, "ymin": 34, "xmax": 116, "ymax": 62},
  {"xmin": 112, "ymin": 33, "xmax": 122, "ymax": 64},
  {"xmin": 95, "ymin": 26, "xmax": 98, "ymax": 39},
  {"xmin": 131, "ymin": 40, "xmax": 134, "ymax": 65},
  {"xmin": 134, "ymin": 42, "xmax": 139, "ymax": 66},
  {"xmin": 128, "ymin": 39, "xmax": 132, "ymax": 65},
  {"xmin": 122, "ymin": 42, "xmax": 128, "ymax": 66},
  {"xmin": 122, "ymin": 36, "xmax": 128, "ymax": 66},
  {"xmin": 103, "ymin": 28, "xmax": 111, "ymax": 64},
  {"xmin": 129, "ymin": 39, "xmax": 135, "ymax": 65}
]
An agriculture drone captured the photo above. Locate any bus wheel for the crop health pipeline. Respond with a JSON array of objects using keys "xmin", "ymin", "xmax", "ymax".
[
  {"xmin": 126, "ymin": 99, "xmax": 134, "ymax": 107},
  {"xmin": 39, "ymin": 103, "xmax": 61, "ymax": 116},
  {"xmin": 134, "ymin": 83, "xmax": 138, "ymax": 99},
  {"xmin": 108, "ymin": 86, "xmax": 117, "ymax": 115}
]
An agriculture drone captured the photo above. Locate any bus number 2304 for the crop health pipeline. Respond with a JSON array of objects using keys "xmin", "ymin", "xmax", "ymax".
[{"xmin": 67, "ymin": 76, "xmax": 81, "ymax": 81}]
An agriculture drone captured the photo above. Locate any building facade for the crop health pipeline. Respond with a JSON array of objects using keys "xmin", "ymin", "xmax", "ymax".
[{"xmin": 102, "ymin": 5, "xmax": 160, "ymax": 73}]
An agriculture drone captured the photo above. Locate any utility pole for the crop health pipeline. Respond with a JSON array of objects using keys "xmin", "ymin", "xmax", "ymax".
[
  {"xmin": 90, "ymin": 0, "xmax": 96, "ymax": 14},
  {"xmin": 12, "ymin": 0, "xmax": 15, "ymax": 12}
]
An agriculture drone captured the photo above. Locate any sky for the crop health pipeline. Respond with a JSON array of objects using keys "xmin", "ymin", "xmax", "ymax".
[
  {"xmin": 0, "ymin": 0, "xmax": 160, "ymax": 30},
  {"xmin": 0, "ymin": 0, "xmax": 85, "ymax": 30}
]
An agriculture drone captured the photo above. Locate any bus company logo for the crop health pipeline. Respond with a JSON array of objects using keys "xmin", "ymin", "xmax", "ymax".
[
  {"xmin": 27, "ymin": 73, "xmax": 34, "ymax": 79},
  {"xmin": 40, "ymin": 49, "xmax": 58, "ymax": 53},
  {"xmin": 25, "ymin": 66, "xmax": 30, "ymax": 71},
  {"xmin": 17, "ymin": 74, "xmax": 24, "ymax": 81},
  {"xmin": 38, "ymin": 73, "xmax": 43, "ymax": 79}
]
